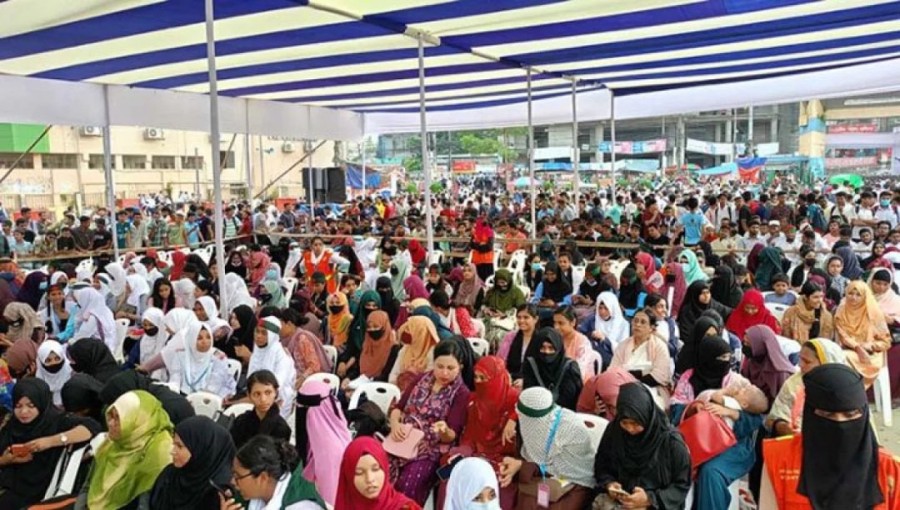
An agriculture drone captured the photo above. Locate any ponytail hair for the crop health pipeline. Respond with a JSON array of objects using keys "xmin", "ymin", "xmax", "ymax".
[{"xmin": 236, "ymin": 435, "xmax": 299, "ymax": 481}]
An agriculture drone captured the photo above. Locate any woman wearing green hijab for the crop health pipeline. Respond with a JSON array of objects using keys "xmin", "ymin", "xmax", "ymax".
[
  {"xmin": 260, "ymin": 280, "xmax": 286, "ymax": 309},
  {"xmin": 678, "ymin": 249, "xmax": 708, "ymax": 286},
  {"xmin": 86, "ymin": 390, "xmax": 173, "ymax": 510},
  {"xmin": 338, "ymin": 290, "xmax": 381, "ymax": 378},
  {"xmin": 755, "ymin": 246, "xmax": 786, "ymax": 291},
  {"xmin": 389, "ymin": 258, "xmax": 410, "ymax": 301}
]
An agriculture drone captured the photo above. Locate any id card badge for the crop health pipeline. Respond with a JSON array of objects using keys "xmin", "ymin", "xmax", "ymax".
[{"xmin": 537, "ymin": 482, "xmax": 550, "ymax": 508}]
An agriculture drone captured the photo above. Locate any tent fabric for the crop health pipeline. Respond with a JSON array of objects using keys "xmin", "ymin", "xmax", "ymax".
[
  {"xmin": 345, "ymin": 164, "xmax": 382, "ymax": 190},
  {"xmin": 2, "ymin": 1, "xmax": 900, "ymax": 135}
]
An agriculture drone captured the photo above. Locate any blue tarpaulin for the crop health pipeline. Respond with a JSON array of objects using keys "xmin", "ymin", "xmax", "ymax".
[{"xmin": 346, "ymin": 164, "xmax": 381, "ymax": 189}]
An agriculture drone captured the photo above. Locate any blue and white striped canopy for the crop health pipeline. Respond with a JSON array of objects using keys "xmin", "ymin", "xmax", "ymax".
[{"xmin": 2, "ymin": 0, "xmax": 900, "ymax": 135}]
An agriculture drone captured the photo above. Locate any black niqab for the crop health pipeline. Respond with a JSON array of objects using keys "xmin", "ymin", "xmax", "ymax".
[
  {"xmin": 67, "ymin": 338, "xmax": 120, "ymax": 383},
  {"xmin": 688, "ymin": 335, "xmax": 732, "ymax": 396},
  {"xmin": 709, "ymin": 266, "xmax": 743, "ymax": 309},
  {"xmin": 523, "ymin": 327, "xmax": 567, "ymax": 392}
]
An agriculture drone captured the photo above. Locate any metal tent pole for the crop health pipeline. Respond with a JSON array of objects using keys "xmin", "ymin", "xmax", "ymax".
[
  {"xmin": 204, "ymin": 0, "xmax": 227, "ymax": 318},
  {"xmin": 417, "ymin": 32, "xmax": 434, "ymax": 254},
  {"xmin": 748, "ymin": 105, "xmax": 754, "ymax": 154},
  {"xmin": 361, "ymin": 117, "xmax": 367, "ymax": 197},
  {"xmin": 102, "ymin": 85, "xmax": 119, "ymax": 261},
  {"xmin": 307, "ymin": 139, "xmax": 314, "ymax": 230},
  {"xmin": 571, "ymin": 79, "xmax": 579, "ymax": 210},
  {"xmin": 527, "ymin": 67, "xmax": 536, "ymax": 239},
  {"xmin": 244, "ymin": 101, "xmax": 253, "ymax": 195},
  {"xmin": 610, "ymin": 89, "xmax": 617, "ymax": 200}
]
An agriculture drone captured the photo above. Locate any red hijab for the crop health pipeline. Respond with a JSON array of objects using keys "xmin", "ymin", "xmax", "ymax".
[
  {"xmin": 170, "ymin": 251, "xmax": 187, "ymax": 280},
  {"xmin": 725, "ymin": 289, "xmax": 781, "ymax": 339},
  {"xmin": 576, "ymin": 367, "xmax": 638, "ymax": 419},
  {"xmin": 461, "ymin": 356, "xmax": 519, "ymax": 462},
  {"xmin": 661, "ymin": 262, "xmax": 687, "ymax": 318},
  {"xmin": 635, "ymin": 252, "xmax": 659, "ymax": 293},
  {"xmin": 334, "ymin": 437, "xmax": 419, "ymax": 510}
]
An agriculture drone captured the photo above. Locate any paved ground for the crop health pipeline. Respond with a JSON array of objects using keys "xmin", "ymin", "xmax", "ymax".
[{"xmin": 874, "ymin": 408, "xmax": 900, "ymax": 454}]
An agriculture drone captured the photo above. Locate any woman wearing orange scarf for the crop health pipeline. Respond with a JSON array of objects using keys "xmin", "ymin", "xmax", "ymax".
[
  {"xmin": 834, "ymin": 281, "xmax": 891, "ymax": 387},
  {"xmin": 327, "ymin": 292, "xmax": 353, "ymax": 349},
  {"xmin": 389, "ymin": 316, "xmax": 439, "ymax": 391}
]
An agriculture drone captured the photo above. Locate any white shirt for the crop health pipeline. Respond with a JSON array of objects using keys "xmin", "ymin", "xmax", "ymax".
[
  {"xmin": 875, "ymin": 205, "xmax": 900, "ymax": 229},
  {"xmin": 852, "ymin": 206, "xmax": 875, "ymax": 240}
]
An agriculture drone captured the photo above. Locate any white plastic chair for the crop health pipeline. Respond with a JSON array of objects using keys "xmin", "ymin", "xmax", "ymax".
[
  {"xmin": 222, "ymin": 402, "xmax": 254, "ymax": 418},
  {"xmin": 427, "ymin": 250, "xmax": 444, "ymax": 267},
  {"xmin": 467, "ymin": 337, "xmax": 490, "ymax": 357},
  {"xmin": 571, "ymin": 265, "xmax": 586, "ymax": 293},
  {"xmin": 322, "ymin": 345, "xmax": 338, "ymax": 373},
  {"xmin": 874, "ymin": 364, "xmax": 893, "ymax": 427},
  {"xmin": 186, "ymin": 391, "xmax": 224, "ymax": 418},
  {"xmin": 44, "ymin": 443, "xmax": 90, "ymax": 500},
  {"xmin": 305, "ymin": 372, "xmax": 341, "ymax": 392},
  {"xmin": 506, "ymin": 249, "xmax": 528, "ymax": 282},
  {"xmin": 609, "ymin": 259, "xmax": 629, "ymax": 280},
  {"xmin": 283, "ymin": 276, "xmax": 299, "ymax": 298},
  {"xmin": 765, "ymin": 302, "xmax": 789, "ymax": 323},
  {"xmin": 114, "ymin": 318, "xmax": 130, "ymax": 363},
  {"xmin": 153, "ymin": 380, "xmax": 182, "ymax": 394},
  {"xmin": 577, "ymin": 413, "xmax": 609, "ymax": 452},
  {"xmin": 348, "ymin": 382, "xmax": 402, "ymax": 414},
  {"xmin": 76, "ymin": 258, "xmax": 95, "ymax": 275},
  {"xmin": 225, "ymin": 358, "xmax": 242, "ymax": 383},
  {"xmin": 493, "ymin": 248, "xmax": 503, "ymax": 271}
]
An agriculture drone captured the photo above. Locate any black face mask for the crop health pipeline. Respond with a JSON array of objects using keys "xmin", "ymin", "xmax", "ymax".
[
  {"xmin": 742, "ymin": 344, "xmax": 754, "ymax": 358},
  {"xmin": 43, "ymin": 362, "xmax": 65, "ymax": 374},
  {"xmin": 144, "ymin": 326, "xmax": 159, "ymax": 337},
  {"xmin": 804, "ymin": 259, "xmax": 816, "ymax": 267},
  {"xmin": 665, "ymin": 273, "xmax": 677, "ymax": 283},
  {"xmin": 329, "ymin": 305, "xmax": 345, "ymax": 314},
  {"xmin": 368, "ymin": 329, "xmax": 385, "ymax": 340},
  {"xmin": 390, "ymin": 267, "xmax": 399, "ymax": 276},
  {"xmin": 259, "ymin": 294, "xmax": 273, "ymax": 303},
  {"xmin": 541, "ymin": 352, "xmax": 557, "ymax": 364}
]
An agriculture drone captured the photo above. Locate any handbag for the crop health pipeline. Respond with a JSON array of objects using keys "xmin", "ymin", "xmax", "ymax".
[
  {"xmin": 677, "ymin": 403, "xmax": 737, "ymax": 472},
  {"xmin": 382, "ymin": 422, "xmax": 425, "ymax": 460}
]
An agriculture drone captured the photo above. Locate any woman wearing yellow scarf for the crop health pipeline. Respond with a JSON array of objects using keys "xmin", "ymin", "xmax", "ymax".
[{"xmin": 87, "ymin": 390, "xmax": 173, "ymax": 510}]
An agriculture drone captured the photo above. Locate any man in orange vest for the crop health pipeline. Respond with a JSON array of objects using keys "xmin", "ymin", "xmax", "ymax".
[
  {"xmin": 762, "ymin": 364, "xmax": 900, "ymax": 509},
  {"xmin": 301, "ymin": 236, "xmax": 348, "ymax": 295}
]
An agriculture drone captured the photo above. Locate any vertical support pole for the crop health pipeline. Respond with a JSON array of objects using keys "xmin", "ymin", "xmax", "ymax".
[
  {"xmin": 661, "ymin": 116, "xmax": 667, "ymax": 178},
  {"xmin": 731, "ymin": 107, "xmax": 738, "ymax": 162},
  {"xmin": 527, "ymin": 67, "xmax": 536, "ymax": 239},
  {"xmin": 417, "ymin": 33, "xmax": 434, "ymax": 254},
  {"xmin": 360, "ymin": 118, "xmax": 367, "ymax": 197},
  {"xmin": 610, "ymin": 89, "xmax": 617, "ymax": 200},
  {"xmin": 748, "ymin": 104, "xmax": 755, "ymax": 155},
  {"xmin": 258, "ymin": 135, "xmax": 265, "ymax": 192},
  {"xmin": 204, "ymin": 0, "xmax": 228, "ymax": 318},
  {"xmin": 571, "ymin": 79, "xmax": 579, "ymax": 209},
  {"xmin": 102, "ymin": 85, "xmax": 119, "ymax": 261},
  {"xmin": 307, "ymin": 139, "xmax": 314, "ymax": 230},
  {"xmin": 244, "ymin": 101, "xmax": 253, "ymax": 196}
]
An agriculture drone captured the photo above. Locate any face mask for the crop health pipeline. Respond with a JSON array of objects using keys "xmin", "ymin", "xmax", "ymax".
[
  {"xmin": 541, "ymin": 352, "xmax": 557, "ymax": 364},
  {"xmin": 265, "ymin": 269, "xmax": 278, "ymax": 280},
  {"xmin": 144, "ymin": 326, "xmax": 159, "ymax": 337},
  {"xmin": 681, "ymin": 263, "xmax": 691, "ymax": 273},
  {"xmin": 468, "ymin": 500, "xmax": 501, "ymax": 510},
  {"xmin": 531, "ymin": 263, "xmax": 542, "ymax": 271},
  {"xmin": 742, "ymin": 344, "xmax": 754, "ymax": 358},
  {"xmin": 39, "ymin": 281, "xmax": 48, "ymax": 291},
  {"xmin": 390, "ymin": 267, "xmax": 399, "ymax": 276},
  {"xmin": 665, "ymin": 273, "xmax": 677, "ymax": 283},
  {"xmin": 328, "ymin": 305, "xmax": 344, "ymax": 314},
  {"xmin": 882, "ymin": 200, "xmax": 890, "ymax": 208},
  {"xmin": 43, "ymin": 362, "xmax": 64, "ymax": 374},
  {"xmin": 259, "ymin": 294, "xmax": 273, "ymax": 303},
  {"xmin": 368, "ymin": 329, "xmax": 385, "ymax": 340}
]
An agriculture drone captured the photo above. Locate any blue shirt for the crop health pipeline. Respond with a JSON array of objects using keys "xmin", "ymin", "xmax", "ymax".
[{"xmin": 679, "ymin": 211, "xmax": 705, "ymax": 245}]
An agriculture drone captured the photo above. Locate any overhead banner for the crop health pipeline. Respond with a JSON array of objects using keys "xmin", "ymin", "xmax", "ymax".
[
  {"xmin": 686, "ymin": 138, "xmax": 734, "ymax": 156},
  {"xmin": 598, "ymin": 138, "xmax": 666, "ymax": 154},
  {"xmin": 737, "ymin": 157, "xmax": 766, "ymax": 183},
  {"xmin": 451, "ymin": 160, "xmax": 476, "ymax": 173}
]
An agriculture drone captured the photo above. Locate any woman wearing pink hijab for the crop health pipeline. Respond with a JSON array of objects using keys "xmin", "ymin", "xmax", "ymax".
[
  {"xmin": 635, "ymin": 252, "xmax": 663, "ymax": 295},
  {"xmin": 247, "ymin": 249, "xmax": 271, "ymax": 292},
  {"xmin": 576, "ymin": 367, "xmax": 638, "ymax": 419},
  {"xmin": 295, "ymin": 379, "xmax": 352, "ymax": 507},
  {"xmin": 660, "ymin": 261, "xmax": 687, "ymax": 318}
]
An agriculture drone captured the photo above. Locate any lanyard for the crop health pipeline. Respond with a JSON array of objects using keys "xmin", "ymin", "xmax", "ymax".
[{"xmin": 539, "ymin": 408, "xmax": 563, "ymax": 479}]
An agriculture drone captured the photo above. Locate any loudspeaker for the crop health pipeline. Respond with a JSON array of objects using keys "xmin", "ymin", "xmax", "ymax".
[{"xmin": 325, "ymin": 167, "xmax": 346, "ymax": 203}]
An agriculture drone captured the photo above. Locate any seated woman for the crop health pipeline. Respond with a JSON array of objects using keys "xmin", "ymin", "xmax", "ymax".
[
  {"xmin": 295, "ymin": 380, "xmax": 353, "ymax": 506},
  {"xmin": 446, "ymin": 457, "xmax": 502, "ymax": 510},
  {"xmin": 782, "ymin": 280, "xmax": 834, "ymax": 343},
  {"xmin": 388, "ymin": 340, "xmax": 471, "ymax": 505},
  {"xmin": 39, "ymin": 282, "xmax": 77, "ymax": 340},
  {"xmin": 522, "ymin": 327, "xmax": 583, "ymax": 411},
  {"xmin": 340, "ymin": 290, "xmax": 380, "ymax": 378},
  {"xmin": 676, "ymin": 281, "xmax": 732, "ymax": 347},
  {"xmin": 248, "ymin": 317, "xmax": 297, "ymax": 419},
  {"xmin": 725, "ymin": 289, "xmax": 782, "ymax": 340},
  {"xmin": 62, "ymin": 373, "xmax": 105, "ymax": 425},
  {"xmin": 149, "ymin": 278, "xmax": 178, "ymax": 313},
  {"xmin": 229, "ymin": 370, "xmax": 291, "ymax": 450},
  {"xmin": 553, "ymin": 305, "xmax": 600, "ymax": 380},
  {"xmin": 280, "ymin": 308, "xmax": 330, "ymax": 389},
  {"xmin": 834, "ymin": 281, "xmax": 891, "ymax": 388},
  {"xmin": 593, "ymin": 383, "xmax": 691, "ymax": 510},
  {"xmin": 34, "ymin": 339, "xmax": 72, "ymax": 407},
  {"xmin": 578, "ymin": 291, "xmax": 630, "ymax": 369},
  {"xmin": 577, "ymin": 367, "xmax": 638, "ymax": 419},
  {"xmin": 85, "ymin": 389, "xmax": 173, "ymax": 510},
  {"xmin": 0, "ymin": 379, "xmax": 101, "ymax": 508},
  {"xmin": 100, "ymin": 370, "xmax": 195, "ymax": 426},
  {"xmin": 483, "ymin": 269, "xmax": 526, "ymax": 318},
  {"xmin": 761, "ymin": 364, "xmax": 900, "ymax": 508},
  {"xmin": 221, "ymin": 435, "xmax": 325, "ymax": 510},
  {"xmin": 453, "ymin": 263, "xmax": 486, "ymax": 311},
  {"xmin": 327, "ymin": 292, "xmax": 353, "ymax": 349},
  {"xmin": 67, "ymin": 337, "xmax": 121, "ymax": 383},
  {"xmin": 610, "ymin": 308, "xmax": 672, "ymax": 406},
  {"xmin": 429, "ymin": 291, "xmax": 481, "ymax": 340},
  {"xmin": 531, "ymin": 262, "xmax": 572, "ymax": 307},
  {"xmin": 389, "ymin": 316, "xmax": 440, "ymax": 392},
  {"xmin": 150, "ymin": 415, "xmax": 236, "ymax": 510},
  {"xmin": 498, "ymin": 304, "xmax": 539, "ymax": 387},
  {"xmin": 740, "ymin": 325, "xmax": 797, "ymax": 405},
  {"xmin": 72, "ymin": 284, "xmax": 118, "ymax": 349},
  {"xmin": 499, "ymin": 387, "xmax": 596, "ymax": 510},
  {"xmin": 335, "ymin": 437, "xmax": 420, "ymax": 510},
  {"xmin": 4, "ymin": 302, "xmax": 47, "ymax": 345},
  {"xmin": 193, "ymin": 295, "xmax": 232, "ymax": 340},
  {"xmin": 767, "ymin": 338, "xmax": 846, "ymax": 436},
  {"xmin": 644, "ymin": 293, "xmax": 679, "ymax": 359},
  {"xmin": 222, "ymin": 303, "xmax": 256, "ymax": 361},
  {"xmin": 670, "ymin": 335, "xmax": 762, "ymax": 510},
  {"xmin": 116, "ymin": 274, "xmax": 150, "ymax": 323},
  {"xmin": 425, "ymin": 263, "xmax": 454, "ymax": 297},
  {"xmin": 344, "ymin": 310, "xmax": 400, "ymax": 384},
  {"xmin": 167, "ymin": 322, "xmax": 236, "ymax": 398}
]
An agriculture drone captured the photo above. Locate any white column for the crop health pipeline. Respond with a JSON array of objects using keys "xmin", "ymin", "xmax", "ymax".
[
  {"xmin": 610, "ymin": 90, "xmax": 617, "ymax": 199},
  {"xmin": 571, "ymin": 79, "xmax": 579, "ymax": 208},
  {"xmin": 102, "ymin": 85, "xmax": 119, "ymax": 260},
  {"xmin": 527, "ymin": 67, "xmax": 536, "ymax": 239},
  {"xmin": 417, "ymin": 33, "xmax": 434, "ymax": 254},
  {"xmin": 748, "ymin": 104, "xmax": 755, "ymax": 152},
  {"xmin": 244, "ymin": 100, "xmax": 252, "ymax": 194},
  {"xmin": 204, "ymin": 0, "xmax": 228, "ymax": 318}
]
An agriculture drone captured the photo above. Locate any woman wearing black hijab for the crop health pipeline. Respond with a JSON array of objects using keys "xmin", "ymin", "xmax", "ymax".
[
  {"xmin": 61, "ymin": 373, "xmax": 105, "ymax": 425},
  {"xmin": 710, "ymin": 266, "xmax": 743, "ymax": 309},
  {"xmin": 676, "ymin": 281, "xmax": 732, "ymax": 347},
  {"xmin": 221, "ymin": 303, "xmax": 256, "ymax": 359},
  {"xmin": 448, "ymin": 334, "xmax": 477, "ymax": 391},
  {"xmin": 150, "ymin": 416, "xmax": 236, "ymax": 510},
  {"xmin": 617, "ymin": 267, "xmax": 645, "ymax": 317},
  {"xmin": 763, "ymin": 364, "xmax": 900, "ymax": 508},
  {"xmin": 536, "ymin": 262, "xmax": 573, "ymax": 307},
  {"xmin": 595, "ymin": 383, "xmax": 691, "ymax": 509},
  {"xmin": 375, "ymin": 276, "xmax": 400, "ymax": 326},
  {"xmin": 100, "ymin": 370, "xmax": 195, "ymax": 425},
  {"xmin": 0, "ymin": 379, "xmax": 101, "ymax": 508},
  {"xmin": 66, "ymin": 337, "xmax": 120, "ymax": 383},
  {"xmin": 522, "ymin": 327, "xmax": 582, "ymax": 410},
  {"xmin": 675, "ymin": 313, "xmax": 724, "ymax": 377}
]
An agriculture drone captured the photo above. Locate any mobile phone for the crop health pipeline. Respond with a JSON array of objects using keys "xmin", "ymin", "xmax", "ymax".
[
  {"xmin": 10, "ymin": 444, "xmax": 30, "ymax": 457},
  {"xmin": 609, "ymin": 487, "xmax": 630, "ymax": 498},
  {"xmin": 209, "ymin": 479, "xmax": 232, "ymax": 498}
]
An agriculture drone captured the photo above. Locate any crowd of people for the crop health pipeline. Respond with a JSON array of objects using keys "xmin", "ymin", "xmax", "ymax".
[{"xmin": 0, "ymin": 174, "xmax": 900, "ymax": 509}]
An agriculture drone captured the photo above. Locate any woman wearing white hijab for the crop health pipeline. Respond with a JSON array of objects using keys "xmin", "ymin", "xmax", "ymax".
[
  {"xmin": 249, "ymin": 316, "xmax": 296, "ymax": 419},
  {"xmin": 139, "ymin": 308, "xmax": 199, "ymax": 376},
  {"xmin": 171, "ymin": 278, "xmax": 197, "ymax": 309},
  {"xmin": 221, "ymin": 273, "xmax": 256, "ymax": 316},
  {"xmin": 587, "ymin": 291, "xmax": 630, "ymax": 354},
  {"xmin": 119, "ymin": 273, "xmax": 150, "ymax": 321},
  {"xmin": 445, "ymin": 457, "xmax": 501, "ymax": 510},
  {"xmin": 169, "ymin": 322, "xmax": 236, "ymax": 398},
  {"xmin": 139, "ymin": 307, "xmax": 168, "ymax": 380},
  {"xmin": 193, "ymin": 295, "xmax": 232, "ymax": 339},
  {"xmin": 104, "ymin": 262, "xmax": 128, "ymax": 298},
  {"xmin": 36, "ymin": 340, "xmax": 73, "ymax": 407},
  {"xmin": 72, "ymin": 284, "xmax": 117, "ymax": 351}
]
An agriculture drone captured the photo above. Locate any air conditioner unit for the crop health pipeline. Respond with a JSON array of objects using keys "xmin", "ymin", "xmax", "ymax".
[
  {"xmin": 144, "ymin": 128, "xmax": 165, "ymax": 140},
  {"xmin": 282, "ymin": 142, "xmax": 296, "ymax": 153},
  {"xmin": 79, "ymin": 126, "xmax": 102, "ymax": 137}
]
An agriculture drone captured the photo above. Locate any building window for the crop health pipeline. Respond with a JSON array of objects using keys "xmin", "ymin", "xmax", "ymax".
[
  {"xmin": 219, "ymin": 151, "xmax": 235, "ymax": 168},
  {"xmin": 151, "ymin": 156, "xmax": 176, "ymax": 170},
  {"xmin": 122, "ymin": 155, "xmax": 147, "ymax": 170},
  {"xmin": 88, "ymin": 154, "xmax": 116, "ymax": 169},
  {"xmin": 41, "ymin": 154, "xmax": 78, "ymax": 169},
  {"xmin": 0, "ymin": 153, "xmax": 33, "ymax": 169},
  {"xmin": 534, "ymin": 129, "xmax": 549, "ymax": 148},
  {"xmin": 181, "ymin": 156, "xmax": 204, "ymax": 170}
]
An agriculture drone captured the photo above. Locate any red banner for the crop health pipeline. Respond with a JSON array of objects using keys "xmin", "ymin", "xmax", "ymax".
[
  {"xmin": 451, "ymin": 160, "xmax": 476, "ymax": 173},
  {"xmin": 739, "ymin": 167, "xmax": 760, "ymax": 183}
]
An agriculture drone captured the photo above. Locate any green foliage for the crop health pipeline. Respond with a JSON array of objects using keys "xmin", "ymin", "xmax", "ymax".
[
  {"xmin": 429, "ymin": 182, "xmax": 445, "ymax": 194},
  {"xmin": 403, "ymin": 156, "xmax": 422, "ymax": 172}
]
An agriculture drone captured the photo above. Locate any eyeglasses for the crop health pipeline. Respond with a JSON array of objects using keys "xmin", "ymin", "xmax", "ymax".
[
  {"xmin": 632, "ymin": 318, "xmax": 650, "ymax": 325},
  {"xmin": 233, "ymin": 470, "xmax": 255, "ymax": 482}
]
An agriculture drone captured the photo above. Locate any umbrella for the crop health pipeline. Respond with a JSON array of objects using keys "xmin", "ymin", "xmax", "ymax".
[
  {"xmin": 514, "ymin": 176, "xmax": 542, "ymax": 188},
  {"xmin": 828, "ymin": 173, "xmax": 863, "ymax": 188}
]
